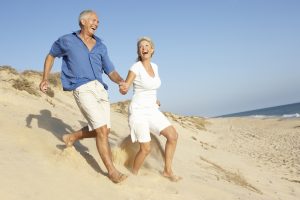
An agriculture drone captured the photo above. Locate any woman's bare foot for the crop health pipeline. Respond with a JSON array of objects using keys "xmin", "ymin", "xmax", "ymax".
[
  {"xmin": 62, "ymin": 134, "xmax": 76, "ymax": 147},
  {"xmin": 162, "ymin": 171, "xmax": 182, "ymax": 182},
  {"xmin": 108, "ymin": 171, "xmax": 128, "ymax": 183}
]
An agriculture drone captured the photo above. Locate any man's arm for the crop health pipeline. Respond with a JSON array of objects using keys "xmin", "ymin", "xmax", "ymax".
[
  {"xmin": 108, "ymin": 70, "xmax": 124, "ymax": 85},
  {"xmin": 40, "ymin": 54, "xmax": 55, "ymax": 93},
  {"xmin": 26, "ymin": 114, "xmax": 34, "ymax": 128}
]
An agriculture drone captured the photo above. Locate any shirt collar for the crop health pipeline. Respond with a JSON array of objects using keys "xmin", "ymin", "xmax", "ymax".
[{"xmin": 73, "ymin": 30, "xmax": 102, "ymax": 43}]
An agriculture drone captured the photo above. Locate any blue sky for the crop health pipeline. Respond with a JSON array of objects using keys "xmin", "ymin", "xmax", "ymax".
[{"xmin": 1, "ymin": 0, "xmax": 299, "ymax": 117}]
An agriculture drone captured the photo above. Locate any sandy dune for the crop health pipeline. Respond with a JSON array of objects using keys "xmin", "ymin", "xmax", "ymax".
[{"xmin": 0, "ymin": 66, "xmax": 299, "ymax": 200}]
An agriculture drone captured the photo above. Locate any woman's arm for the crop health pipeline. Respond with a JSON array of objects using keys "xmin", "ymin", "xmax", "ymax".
[{"xmin": 119, "ymin": 70, "xmax": 136, "ymax": 95}]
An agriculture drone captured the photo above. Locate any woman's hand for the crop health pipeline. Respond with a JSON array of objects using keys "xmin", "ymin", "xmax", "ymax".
[{"xmin": 119, "ymin": 81, "xmax": 129, "ymax": 95}]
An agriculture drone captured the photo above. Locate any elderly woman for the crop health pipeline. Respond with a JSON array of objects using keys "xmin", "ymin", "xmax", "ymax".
[{"xmin": 120, "ymin": 37, "xmax": 181, "ymax": 181}]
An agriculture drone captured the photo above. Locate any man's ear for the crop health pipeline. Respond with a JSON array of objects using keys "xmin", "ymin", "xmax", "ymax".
[{"xmin": 80, "ymin": 19, "xmax": 86, "ymax": 26}]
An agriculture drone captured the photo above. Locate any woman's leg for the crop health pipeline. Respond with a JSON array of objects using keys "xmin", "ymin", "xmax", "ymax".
[
  {"xmin": 160, "ymin": 126, "xmax": 181, "ymax": 181},
  {"xmin": 132, "ymin": 142, "xmax": 151, "ymax": 175}
]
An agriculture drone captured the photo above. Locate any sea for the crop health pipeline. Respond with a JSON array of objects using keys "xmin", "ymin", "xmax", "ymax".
[{"xmin": 218, "ymin": 102, "xmax": 300, "ymax": 118}]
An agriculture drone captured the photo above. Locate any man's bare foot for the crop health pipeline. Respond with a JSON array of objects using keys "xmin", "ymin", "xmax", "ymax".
[
  {"xmin": 131, "ymin": 169, "xmax": 138, "ymax": 175},
  {"xmin": 162, "ymin": 171, "xmax": 182, "ymax": 182},
  {"xmin": 109, "ymin": 171, "xmax": 128, "ymax": 184},
  {"xmin": 62, "ymin": 134, "xmax": 75, "ymax": 147}
]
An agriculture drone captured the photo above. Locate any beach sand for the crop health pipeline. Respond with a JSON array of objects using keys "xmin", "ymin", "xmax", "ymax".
[{"xmin": 0, "ymin": 67, "xmax": 299, "ymax": 200}]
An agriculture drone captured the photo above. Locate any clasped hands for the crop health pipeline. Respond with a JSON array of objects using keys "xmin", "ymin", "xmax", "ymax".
[{"xmin": 119, "ymin": 81, "xmax": 129, "ymax": 95}]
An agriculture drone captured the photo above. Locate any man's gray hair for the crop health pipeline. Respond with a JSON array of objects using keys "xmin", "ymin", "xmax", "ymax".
[{"xmin": 78, "ymin": 10, "xmax": 95, "ymax": 28}]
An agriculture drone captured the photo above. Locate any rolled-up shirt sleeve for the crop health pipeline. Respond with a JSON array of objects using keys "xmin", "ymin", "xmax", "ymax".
[{"xmin": 49, "ymin": 37, "xmax": 66, "ymax": 58}]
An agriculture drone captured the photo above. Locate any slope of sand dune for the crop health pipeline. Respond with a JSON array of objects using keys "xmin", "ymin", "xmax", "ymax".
[{"xmin": 0, "ymin": 66, "xmax": 299, "ymax": 200}]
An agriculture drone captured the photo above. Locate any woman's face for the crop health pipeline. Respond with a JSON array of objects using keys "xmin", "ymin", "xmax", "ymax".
[{"xmin": 138, "ymin": 40, "xmax": 154, "ymax": 61}]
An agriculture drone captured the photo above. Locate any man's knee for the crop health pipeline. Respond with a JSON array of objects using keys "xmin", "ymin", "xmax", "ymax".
[{"xmin": 95, "ymin": 125, "xmax": 109, "ymax": 139}]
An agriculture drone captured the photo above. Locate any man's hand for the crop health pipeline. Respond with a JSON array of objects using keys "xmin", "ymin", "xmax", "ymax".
[
  {"xmin": 39, "ymin": 80, "xmax": 48, "ymax": 93},
  {"xmin": 119, "ymin": 81, "xmax": 129, "ymax": 95}
]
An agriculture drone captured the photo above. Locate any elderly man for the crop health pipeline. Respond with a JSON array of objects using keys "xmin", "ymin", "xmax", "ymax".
[{"xmin": 40, "ymin": 10, "xmax": 127, "ymax": 183}]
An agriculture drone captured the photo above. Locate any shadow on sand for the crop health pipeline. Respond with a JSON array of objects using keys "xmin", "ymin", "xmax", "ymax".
[{"xmin": 26, "ymin": 109, "xmax": 105, "ymax": 175}]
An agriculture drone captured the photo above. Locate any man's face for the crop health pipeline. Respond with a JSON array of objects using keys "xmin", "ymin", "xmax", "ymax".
[{"xmin": 82, "ymin": 12, "xmax": 99, "ymax": 35}]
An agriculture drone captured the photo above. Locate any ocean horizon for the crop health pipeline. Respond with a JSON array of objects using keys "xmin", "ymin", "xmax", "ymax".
[{"xmin": 218, "ymin": 102, "xmax": 300, "ymax": 118}]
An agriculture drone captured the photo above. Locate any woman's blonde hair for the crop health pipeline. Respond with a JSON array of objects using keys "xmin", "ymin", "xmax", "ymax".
[{"xmin": 136, "ymin": 36, "xmax": 155, "ymax": 61}]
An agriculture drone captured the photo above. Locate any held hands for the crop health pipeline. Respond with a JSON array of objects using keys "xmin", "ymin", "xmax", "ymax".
[
  {"xmin": 39, "ymin": 80, "xmax": 48, "ymax": 93},
  {"xmin": 119, "ymin": 81, "xmax": 129, "ymax": 95}
]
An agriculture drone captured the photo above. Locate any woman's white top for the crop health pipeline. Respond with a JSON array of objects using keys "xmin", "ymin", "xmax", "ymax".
[
  {"xmin": 128, "ymin": 61, "xmax": 168, "ymax": 142},
  {"xmin": 129, "ymin": 61, "xmax": 161, "ymax": 112}
]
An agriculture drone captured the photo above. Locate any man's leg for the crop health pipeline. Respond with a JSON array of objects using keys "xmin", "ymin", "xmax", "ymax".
[
  {"xmin": 69, "ymin": 81, "xmax": 126, "ymax": 183},
  {"xmin": 94, "ymin": 125, "xmax": 127, "ymax": 183},
  {"xmin": 63, "ymin": 125, "xmax": 127, "ymax": 183},
  {"xmin": 63, "ymin": 126, "xmax": 96, "ymax": 146}
]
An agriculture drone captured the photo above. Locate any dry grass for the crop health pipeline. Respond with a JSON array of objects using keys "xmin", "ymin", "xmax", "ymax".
[
  {"xmin": 48, "ymin": 72, "xmax": 61, "ymax": 87},
  {"xmin": 12, "ymin": 77, "xmax": 55, "ymax": 97},
  {"xmin": 111, "ymin": 100, "xmax": 130, "ymax": 115},
  {"xmin": 12, "ymin": 78, "xmax": 41, "ymax": 97},
  {"xmin": 0, "ymin": 65, "xmax": 18, "ymax": 75},
  {"xmin": 0, "ymin": 66, "xmax": 58, "ymax": 98},
  {"xmin": 21, "ymin": 70, "xmax": 42, "ymax": 77},
  {"xmin": 200, "ymin": 156, "xmax": 262, "ymax": 194},
  {"xmin": 21, "ymin": 70, "xmax": 61, "ymax": 88},
  {"xmin": 111, "ymin": 100, "xmax": 207, "ymax": 130},
  {"xmin": 46, "ymin": 87, "xmax": 55, "ymax": 97},
  {"xmin": 164, "ymin": 112, "xmax": 207, "ymax": 130}
]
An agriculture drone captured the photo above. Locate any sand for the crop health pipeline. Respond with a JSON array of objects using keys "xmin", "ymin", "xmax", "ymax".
[{"xmin": 0, "ymin": 67, "xmax": 299, "ymax": 200}]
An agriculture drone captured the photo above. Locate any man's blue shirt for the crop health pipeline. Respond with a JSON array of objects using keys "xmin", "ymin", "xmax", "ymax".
[{"xmin": 49, "ymin": 31, "xmax": 115, "ymax": 91}]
